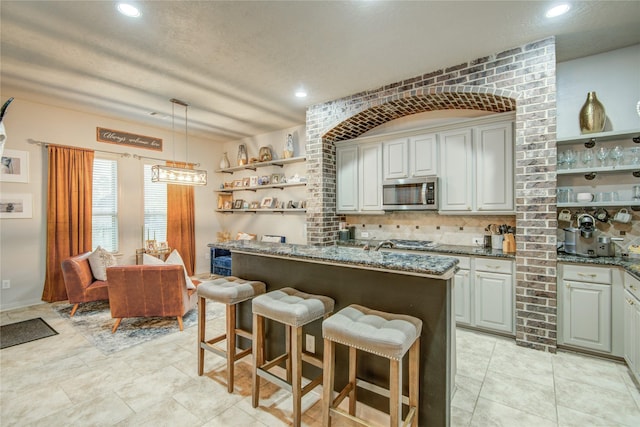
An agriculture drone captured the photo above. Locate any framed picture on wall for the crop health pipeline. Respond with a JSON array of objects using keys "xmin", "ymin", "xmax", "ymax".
[
  {"xmin": 0, "ymin": 193, "xmax": 33, "ymax": 218},
  {"xmin": 233, "ymin": 199, "xmax": 244, "ymax": 209},
  {"xmin": 249, "ymin": 176, "xmax": 258, "ymax": 187},
  {"xmin": 0, "ymin": 149, "xmax": 29, "ymax": 183}
]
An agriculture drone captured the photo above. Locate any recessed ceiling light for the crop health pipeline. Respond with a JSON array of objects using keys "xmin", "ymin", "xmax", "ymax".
[
  {"xmin": 117, "ymin": 3, "xmax": 141, "ymax": 18},
  {"xmin": 545, "ymin": 3, "xmax": 570, "ymax": 18},
  {"xmin": 295, "ymin": 90, "xmax": 307, "ymax": 98}
]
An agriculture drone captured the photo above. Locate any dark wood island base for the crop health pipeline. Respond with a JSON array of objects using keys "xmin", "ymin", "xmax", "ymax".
[{"xmin": 226, "ymin": 249, "xmax": 455, "ymax": 427}]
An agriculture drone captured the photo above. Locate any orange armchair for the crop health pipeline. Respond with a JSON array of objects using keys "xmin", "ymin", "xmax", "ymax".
[
  {"xmin": 61, "ymin": 252, "xmax": 110, "ymax": 316},
  {"xmin": 106, "ymin": 264, "xmax": 198, "ymax": 333}
]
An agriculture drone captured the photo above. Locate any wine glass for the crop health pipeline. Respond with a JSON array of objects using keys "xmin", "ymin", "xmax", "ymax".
[
  {"xmin": 596, "ymin": 146, "xmax": 610, "ymax": 167},
  {"xmin": 628, "ymin": 147, "xmax": 640, "ymax": 165},
  {"xmin": 581, "ymin": 148, "xmax": 594, "ymax": 167},
  {"xmin": 557, "ymin": 151, "xmax": 566, "ymax": 169},
  {"xmin": 609, "ymin": 145, "xmax": 623, "ymax": 167},
  {"xmin": 564, "ymin": 149, "xmax": 577, "ymax": 169}
]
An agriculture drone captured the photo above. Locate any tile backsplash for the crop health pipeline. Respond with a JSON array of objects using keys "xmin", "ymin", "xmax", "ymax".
[{"xmin": 345, "ymin": 212, "xmax": 516, "ymax": 246}]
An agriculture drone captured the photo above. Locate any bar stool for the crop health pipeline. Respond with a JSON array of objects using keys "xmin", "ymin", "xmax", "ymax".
[
  {"xmin": 252, "ymin": 287, "xmax": 335, "ymax": 427},
  {"xmin": 197, "ymin": 276, "xmax": 266, "ymax": 393},
  {"xmin": 322, "ymin": 304, "xmax": 422, "ymax": 427}
]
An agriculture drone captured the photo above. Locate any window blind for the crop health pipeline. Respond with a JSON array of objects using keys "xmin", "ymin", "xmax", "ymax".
[{"xmin": 92, "ymin": 158, "xmax": 118, "ymax": 251}]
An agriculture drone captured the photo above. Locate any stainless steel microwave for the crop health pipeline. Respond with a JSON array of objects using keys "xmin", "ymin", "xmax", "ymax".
[{"xmin": 382, "ymin": 177, "xmax": 438, "ymax": 210}]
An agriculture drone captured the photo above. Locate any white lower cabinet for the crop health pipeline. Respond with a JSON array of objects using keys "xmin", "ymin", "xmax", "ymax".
[
  {"xmin": 624, "ymin": 273, "xmax": 640, "ymax": 383},
  {"xmin": 452, "ymin": 255, "xmax": 514, "ymax": 335},
  {"xmin": 558, "ymin": 264, "xmax": 624, "ymax": 357},
  {"xmin": 454, "ymin": 257, "xmax": 472, "ymax": 325},
  {"xmin": 562, "ymin": 279, "xmax": 612, "ymax": 353}
]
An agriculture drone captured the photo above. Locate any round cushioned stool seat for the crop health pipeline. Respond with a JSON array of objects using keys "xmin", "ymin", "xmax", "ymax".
[
  {"xmin": 252, "ymin": 287, "xmax": 335, "ymax": 327},
  {"xmin": 323, "ymin": 304, "xmax": 422, "ymax": 360},
  {"xmin": 197, "ymin": 276, "xmax": 266, "ymax": 305}
]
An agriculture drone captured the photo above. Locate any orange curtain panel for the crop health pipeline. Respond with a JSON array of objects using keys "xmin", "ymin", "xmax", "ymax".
[
  {"xmin": 42, "ymin": 145, "xmax": 94, "ymax": 302},
  {"xmin": 166, "ymin": 162, "xmax": 196, "ymax": 276}
]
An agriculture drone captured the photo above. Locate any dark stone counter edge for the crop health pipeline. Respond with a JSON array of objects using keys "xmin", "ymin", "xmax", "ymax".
[{"xmin": 208, "ymin": 242, "xmax": 458, "ymax": 280}]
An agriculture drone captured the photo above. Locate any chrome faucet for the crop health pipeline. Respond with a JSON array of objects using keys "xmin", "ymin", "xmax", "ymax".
[{"xmin": 374, "ymin": 240, "xmax": 396, "ymax": 251}]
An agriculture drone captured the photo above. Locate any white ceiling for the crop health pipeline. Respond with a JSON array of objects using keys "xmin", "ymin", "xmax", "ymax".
[{"xmin": 1, "ymin": 1, "xmax": 639, "ymax": 143}]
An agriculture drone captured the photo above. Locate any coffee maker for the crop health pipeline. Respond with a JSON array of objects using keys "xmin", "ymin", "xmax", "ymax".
[{"xmin": 563, "ymin": 214, "xmax": 597, "ymax": 257}]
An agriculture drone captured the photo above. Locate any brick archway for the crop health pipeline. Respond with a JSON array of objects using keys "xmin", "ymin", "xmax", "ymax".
[{"xmin": 305, "ymin": 37, "xmax": 558, "ymax": 352}]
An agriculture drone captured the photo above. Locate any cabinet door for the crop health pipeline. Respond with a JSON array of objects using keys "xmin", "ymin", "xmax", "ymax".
[
  {"xmin": 623, "ymin": 290, "xmax": 639, "ymax": 379},
  {"xmin": 475, "ymin": 122, "xmax": 514, "ymax": 211},
  {"xmin": 474, "ymin": 271, "xmax": 513, "ymax": 333},
  {"xmin": 562, "ymin": 280, "xmax": 612, "ymax": 353},
  {"xmin": 383, "ymin": 138, "xmax": 408, "ymax": 180},
  {"xmin": 410, "ymin": 133, "xmax": 438, "ymax": 177},
  {"xmin": 359, "ymin": 142, "xmax": 382, "ymax": 211},
  {"xmin": 336, "ymin": 145, "xmax": 358, "ymax": 212},
  {"xmin": 439, "ymin": 129, "xmax": 473, "ymax": 211},
  {"xmin": 454, "ymin": 268, "xmax": 471, "ymax": 325}
]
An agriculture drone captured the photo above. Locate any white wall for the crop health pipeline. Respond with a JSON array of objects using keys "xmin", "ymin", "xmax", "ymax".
[
  {"xmin": 0, "ymin": 98, "xmax": 222, "ymax": 310},
  {"xmin": 557, "ymin": 44, "xmax": 640, "ymax": 138},
  {"xmin": 216, "ymin": 126, "xmax": 307, "ymax": 244}
]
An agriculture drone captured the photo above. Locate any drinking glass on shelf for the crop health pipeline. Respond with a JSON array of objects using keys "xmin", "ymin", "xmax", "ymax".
[
  {"xmin": 628, "ymin": 147, "xmax": 640, "ymax": 165},
  {"xmin": 581, "ymin": 148, "xmax": 594, "ymax": 167},
  {"xmin": 564, "ymin": 149, "xmax": 577, "ymax": 169},
  {"xmin": 557, "ymin": 151, "xmax": 566, "ymax": 169},
  {"xmin": 596, "ymin": 146, "xmax": 610, "ymax": 167},
  {"xmin": 609, "ymin": 145, "xmax": 623, "ymax": 167}
]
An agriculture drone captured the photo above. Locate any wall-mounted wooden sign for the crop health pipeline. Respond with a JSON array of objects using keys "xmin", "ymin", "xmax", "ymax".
[{"xmin": 96, "ymin": 127, "xmax": 163, "ymax": 151}]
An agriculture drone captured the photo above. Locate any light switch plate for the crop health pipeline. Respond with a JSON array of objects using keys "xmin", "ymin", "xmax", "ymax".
[{"xmin": 305, "ymin": 334, "xmax": 315, "ymax": 354}]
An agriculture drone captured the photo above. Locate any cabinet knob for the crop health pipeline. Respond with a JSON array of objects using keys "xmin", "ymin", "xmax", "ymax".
[
  {"xmin": 627, "ymin": 298, "xmax": 635, "ymax": 306},
  {"xmin": 631, "ymin": 285, "xmax": 638, "ymax": 291},
  {"xmin": 486, "ymin": 265, "xmax": 502, "ymax": 270},
  {"xmin": 566, "ymin": 283, "xmax": 571, "ymax": 288}
]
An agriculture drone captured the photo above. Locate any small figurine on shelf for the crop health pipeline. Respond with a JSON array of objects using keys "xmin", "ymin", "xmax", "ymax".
[{"xmin": 283, "ymin": 133, "xmax": 294, "ymax": 159}]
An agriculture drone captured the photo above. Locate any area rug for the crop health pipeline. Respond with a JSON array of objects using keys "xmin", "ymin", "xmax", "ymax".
[
  {"xmin": 54, "ymin": 300, "xmax": 224, "ymax": 355},
  {"xmin": 0, "ymin": 318, "xmax": 58, "ymax": 349}
]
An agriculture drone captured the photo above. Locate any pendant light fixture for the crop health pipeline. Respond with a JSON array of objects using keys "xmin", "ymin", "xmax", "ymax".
[{"xmin": 151, "ymin": 98, "xmax": 207, "ymax": 186}]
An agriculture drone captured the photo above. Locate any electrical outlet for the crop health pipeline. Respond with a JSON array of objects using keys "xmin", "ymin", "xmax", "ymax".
[
  {"xmin": 305, "ymin": 334, "xmax": 315, "ymax": 354},
  {"xmin": 472, "ymin": 237, "xmax": 483, "ymax": 246},
  {"xmin": 361, "ymin": 231, "xmax": 370, "ymax": 238},
  {"xmin": 2, "ymin": 280, "xmax": 10, "ymax": 289}
]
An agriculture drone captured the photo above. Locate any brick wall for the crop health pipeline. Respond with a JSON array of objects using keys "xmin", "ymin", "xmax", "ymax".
[{"xmin": 305, "ymin": 37, "xmax": 558, "ymax": 352}]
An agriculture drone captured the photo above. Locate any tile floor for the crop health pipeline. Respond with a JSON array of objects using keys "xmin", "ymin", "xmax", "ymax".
[{"xmin": 1, "ymin": 302, "xmax": 639, "ymax": 426}]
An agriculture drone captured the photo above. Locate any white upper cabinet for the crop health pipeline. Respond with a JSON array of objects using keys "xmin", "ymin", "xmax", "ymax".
[
  {"xmin": 383, "ymin": 138, "xmax": 409, "ymax": 180},
  {"xmin": 336, "ymin": 141, "xmax": 382, "ymax": 213},
  {"xmin": 475, "ymin": 122, "xmax": 514, "ymax": 211},
  {"xmin": 383, "ymin": 133, "xmax": 438, "ymax": 180},
  {"xmin": 439, "ymin": 120, "xmax": 514, "ymax": 213},
  {"xmin": 439, "ymin": 128, "xmax": 473, "ymax": 211},
  {"xmin": 359, "ymin": 142, "xmax": 383, "ymax": 211},
  {"xmin": 336, "ymin": 145, "xmax": 358, "ymax": 212},
  {"xmin": 410, "ymin": 133, "xmax": 438, "ymax": 177}
]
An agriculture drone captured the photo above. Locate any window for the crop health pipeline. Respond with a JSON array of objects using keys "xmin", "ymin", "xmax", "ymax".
[
  {"xmin": 92, "ymin": 158, "xmax": 118, "ymax": 251},
  {"xmin": 144, "ymin": 164, "xmax": 167, "ymax": 243}
]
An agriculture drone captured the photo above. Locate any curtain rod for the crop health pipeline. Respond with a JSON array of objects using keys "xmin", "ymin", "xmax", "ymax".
[
  {"xmin": 27, "ymin": 138, "xmax": 131, "ymax": 158},
  {"xmin": 132, "ymin": 154, "xmax": 200, "ymax": 167}
]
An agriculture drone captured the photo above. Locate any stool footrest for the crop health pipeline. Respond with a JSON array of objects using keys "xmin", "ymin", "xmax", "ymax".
[
  {"xmin": 235, "ymin": 328, "xmax": 252, "ymax": 340},
  {"xmin": 356, "ymin": 378, "xmax": 410, "ymax": 406},
  {"xmin": 332, "ymin": 382, "xmax": 354, "ymax": 408},
  {"xmin": 301, "ymin": 351, "xmax": 323, "ymax": 369},
  {"xmin": 330, "ymin": 407, "xmax": 373, "ymax": 427},
  {"xmin": 301, "ymin": 374, "xmax": 323, "ymax": 395},
  {"xmin": 257, "ymin": 367, "xmax": 292, "ymax": 393},
  {"xmin": 260, "ymin": 353, "xmax": 289, "ymax": 372}
]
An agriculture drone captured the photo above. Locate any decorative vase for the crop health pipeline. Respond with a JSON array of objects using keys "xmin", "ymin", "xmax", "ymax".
[
  {"xmin": 237, "ymin": 144, "xmax": 248, "ymax": 166},
  {"xmin": 283, "ymin": 134, "xmax": 294, "ymax": 159},
  {"xmin": 579, "ymin": 91, "xmax": 606, "ymax": 134},
  {"xmin": 219, "ymin": 152, "xmax": 230, "ymax": 169}
]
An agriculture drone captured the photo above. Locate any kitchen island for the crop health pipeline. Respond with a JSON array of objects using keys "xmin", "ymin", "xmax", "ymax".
[{"xmin": 208, "ymin": 241, "xmax": 459, "ymax": 427}]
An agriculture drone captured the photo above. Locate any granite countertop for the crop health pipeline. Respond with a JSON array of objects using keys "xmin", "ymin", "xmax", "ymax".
[
  {"xmin": 337, "ymin": 239, "xmax": 515, "ymax": 259},
  {"xmin": 208, "ymin": 240, "xmax": 459, "ymax": 279}
]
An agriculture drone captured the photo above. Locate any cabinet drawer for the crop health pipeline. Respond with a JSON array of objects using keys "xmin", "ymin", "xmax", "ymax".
[
  {"xmin": 563, "ymin": 264, "xmax": 611, "ymax": 284},
  {"xmin": 474, "ymin": 257, "xmax": 512, "ymax": 274},
  {"xmin": 626, "ymin": 273, "xmax": 640, "ymax": 300},
  {"xmin": 453, "ymin": 256, "xmax": 471, "ymax": 270}
]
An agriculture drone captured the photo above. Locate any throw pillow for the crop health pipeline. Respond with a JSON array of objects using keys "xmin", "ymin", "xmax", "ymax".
[
  {"xmin": 143, "ymin": 250, "xmax": 195, "ymax": 290},
  {"xmin": 88, "ymin": 246, "xmax": 117, "ymax": 281}
]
